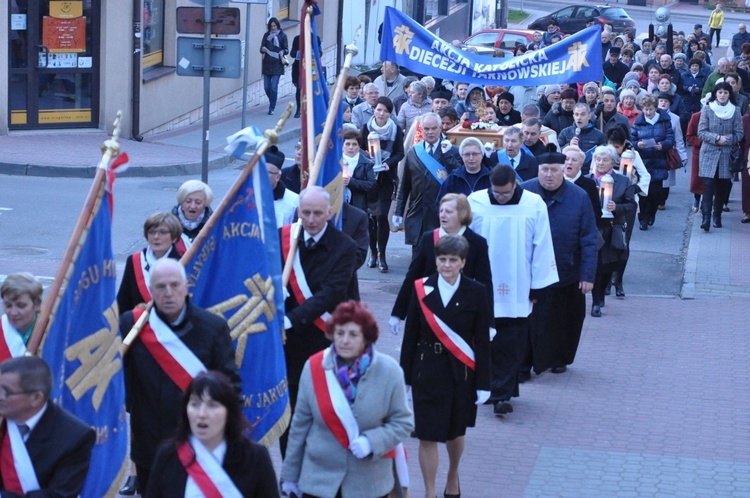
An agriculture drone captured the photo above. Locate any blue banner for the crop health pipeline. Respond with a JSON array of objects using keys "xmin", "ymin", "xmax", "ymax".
[
  {"xmin": 380, "ymin": 7, "xmax": 602, "ymax": 86},
  {"xmin": 301, "ymin": 1, "xmax": 345, "ymax": 227},
  {"xmin": 184, "ymin": 145, "xmax": 289, "ymax": 446},
  {"xmin": 41, "ymin": 188, "xmax": 128, "ymax": 498}
]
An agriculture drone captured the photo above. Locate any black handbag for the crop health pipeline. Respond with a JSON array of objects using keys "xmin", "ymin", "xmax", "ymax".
[
  {"xmin": 729, "ymin": 143, "xmax": 744, "ymax": 174},
  {"xmin": 610, "ymin": 222, "xmax": 627, "ymax": 251}
]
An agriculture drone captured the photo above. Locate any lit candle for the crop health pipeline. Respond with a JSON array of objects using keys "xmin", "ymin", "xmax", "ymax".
[
  {"xmin": 620, "ymin": 150, "xmax": 634, "ymax": 182},
  {"xmin": 368, "ymin": 131, "xmax": 385, "ymax": 172},
  {"xmin": 600, "ymin": 174, "xmax": 614, "ymax": 219}
]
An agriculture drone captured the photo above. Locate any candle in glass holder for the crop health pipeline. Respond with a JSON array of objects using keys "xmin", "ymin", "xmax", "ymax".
[
  {"xmin": 620, "ymin": 150, "xmax": 634, "ymax": 182},
  {"xmin": 600, "ymin": 174, "xmax": 614, "ymax": 219},
  {"xmin": 368, "ymin": 131, "xmax": 385, "ymax": 172}
]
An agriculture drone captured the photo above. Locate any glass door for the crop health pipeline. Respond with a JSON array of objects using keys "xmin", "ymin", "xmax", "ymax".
[{"xmin": 8, "ymin": 0, "xmax": 100, "ymax": 129}]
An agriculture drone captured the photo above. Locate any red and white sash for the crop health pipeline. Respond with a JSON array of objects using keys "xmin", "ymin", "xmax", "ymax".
[
  {"xmin": 310, "ymin": 348, "xmax": 409, "ymax": 487},
  {"xmin": 177, "ymin": 437, "xmax": 242, "ymax": 498},
  {"xmin": 175, "ymin": 234, "xmax": 190, "ymax": 256},
  {"xmin": 133, "ymin": 308, "xmax": 206, "ymax": 391},
  {"xmin": 0, "ymin": 315, "xmax": 27, "ymax": 362},
  {"xmin": 133, "ymin": 251, "xmax": 152, "ymax": 304},
  {"xmin": 281, "ymin": 225, "xmax": 330, "ymax": 333},
  {"xmin": 0, "ymin": 422, "xmax": 40, "ymax": 494},
  {"xmin": 414, "ymin": 277, "xmax": 476, "ymax": 370},
  {"xmin": 432, "ymin": 228, "xmax": 440, "ymax": 245}
]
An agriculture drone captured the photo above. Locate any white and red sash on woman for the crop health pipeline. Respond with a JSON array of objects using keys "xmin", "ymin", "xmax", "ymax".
[
  {"xmin": 175, "ymin": 234, "xmax": 191, "ymax": 256},
  {"xmin": 414, "ymin": 277, "xmax": 476, "ymax": 370},
  {"xmin": 0, "ymin": 315, "xmax": 27, "ymax": 362},
  {"xmin": 132, "ymin": 307, "xmax": 206, "ymax": 391},
  {"xmin": 309, "ymin": 347, "xmax": 409, "ymax": 487},
  {"xmin": 177, "ymin": 436, "xmax": 242, "ymax": 498},
  {"xmin": 132, "ymin": 251, "xmax": 152, "ymax": 304},
  {"xmin": 0, "ymin": 421, "xmax": 40, "ymax": 494},
  {"xmin": 281, "ymin": 225, "xmax": 330, "ymax": 333}
]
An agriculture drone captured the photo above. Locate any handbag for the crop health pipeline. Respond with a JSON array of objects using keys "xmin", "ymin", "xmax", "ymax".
[
  {"xmin": 610, "ymin": 222, "xmax": 627, "ymax": 251},
  {"xmin": 666, "ymin": 147, "xmax": 682, "ymax": 171},
  {"xmin": 729, "ymin": 142, "xmax": 744, "ymax": 174}
]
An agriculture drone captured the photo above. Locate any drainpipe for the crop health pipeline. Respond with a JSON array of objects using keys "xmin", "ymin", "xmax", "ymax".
[
  {"xmin": 131, "ymin": 0, "xmax": 143, "ymax": 141},
  {"xmin": 337, "ymin": 0, "xmax": 344, "ymax": 76}
]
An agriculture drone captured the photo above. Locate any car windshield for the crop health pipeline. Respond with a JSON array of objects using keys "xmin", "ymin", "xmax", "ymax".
[{"xmin": 602, "ymin": 8, "xmax": 629, "ymax": 18}]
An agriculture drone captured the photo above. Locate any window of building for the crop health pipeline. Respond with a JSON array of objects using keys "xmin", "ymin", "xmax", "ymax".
[
  {"xmin": 278, "ymin": 0, "xmax": 289, "ymax": 21},
  {"xmin": 143, "ymin": 0, "xmax": 165, "ymax": 68}
]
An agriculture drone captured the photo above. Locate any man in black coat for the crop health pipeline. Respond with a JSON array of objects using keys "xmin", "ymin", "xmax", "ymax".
[
  {"xmin": 341, "ymin": 202, "xmax": 370, "ymax": 298},
  {"xmin": 558, "ymin": 103, "xmax": 607, "ymax": 174},
  {"xmin": 280, "ymin": 140, "xmax": 303, "ymax": 194},
  {"xmin": 0, "ymin": 356, "xmax": 96, "ymax": 496},
  {"xmin": 279, "ymin": 186, "xmax": 357, "ymax": 455},
  {"xmin": 120, "ymin": 259, "xmax": 239, "ymax": 494},
  {"xmin": 521, "ymin": 152, "xmax": 598, "ymax": 376},
  {"xmin": 394, "ymin": 112, "xmax": 462, "ymax": 253},
  {"xmin": 603, "ymin": 47, "xmax": 629, "ymax": 88}
]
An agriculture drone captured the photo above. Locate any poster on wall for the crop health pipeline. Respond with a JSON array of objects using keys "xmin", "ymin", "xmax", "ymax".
[
  {"xmin": 43, "ymin": 16, "xmax": 86, "ymax": 52},
  {"xmin": 472, "ymin": 0, "xmax": 496, "ymax": 34}
]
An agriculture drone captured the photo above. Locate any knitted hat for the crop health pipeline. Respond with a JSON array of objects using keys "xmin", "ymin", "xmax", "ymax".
[
  {"xmin": 544, "ymin": 84, "xmax": 562, "ymax": 96},
  {"xmin": 625, "ymin": 79, "xmax": 641, "ymax": 90},
  {"xmin": 497, "ymin": 91, "xmax": 514, "ymax": 104},
  {"xmin": 622, "ymin": 71, "xmax": 640, "ymax": 88},
  {"xmin": 674, "ymin": 53, "xmax": 687, "ymax": 61},
  {"xmin": 561, "ymin": 88, "xmax": 579, "ymax": 101},
  {"xmin": 583, "ymin": 82, "xmax": 600, "ymax": 94},
  {"xmin": 620, "ymin": 89, "xmax": 637, "ymax": 100},
  {"xmin": 631, "ymin": 63, "xmax": 644, "ymax": 71}
]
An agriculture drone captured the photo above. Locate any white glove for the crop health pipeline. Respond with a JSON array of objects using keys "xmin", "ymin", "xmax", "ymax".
[
  {"xmin": 489, "ymin": 327, "xmax": 497, "ymax": 341},
  {"xmin": 349, "ymin": 435, "xmax": 372, "ymax": 459},
  {"xmin": 389, "ymin": 316, "xmax": 402, "ymax": 335},
  {"xmin": 392, "ymin": 215, "xmax": 404, "ymax": 227},
  {"xmin": 476, "ymin": 390, "xmax": 491, "ymax": 405},
  {"xmin": 483, "ymin": 141, "xmax": 495, "ymax": 158},
  {"xmin": 441, "ymin": 139, "xmax": 452, "ymax": 153},
  {"xmin": 281, "ymin": 481, "xmax": 302, "ymax": 497}
]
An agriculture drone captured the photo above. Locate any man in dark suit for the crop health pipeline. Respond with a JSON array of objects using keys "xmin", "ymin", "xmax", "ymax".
[
  {"xmin": 486, "ymin": 126, "xmax": 539, "ymax": 181},
  {"xmin": 0, "ymin": 356, "xmax": 95, "ymax": 496},
  {"xmin": 394, "ymin": 112, "xmax": 462, "ymax": 255},
  {"xmin": 119, "ymin": 259, "xmax": 239, "ymax": 494},
  {"xmin": 280, "ymin": 186, "xmax": 357, "ymax": 455},
  {"xmin": 341, "ymin": 202, "xmax": 369, "ymax": 299}
]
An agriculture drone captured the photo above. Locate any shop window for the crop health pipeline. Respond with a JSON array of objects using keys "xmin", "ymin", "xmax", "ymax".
[
  {"xmin": 278, "ymin": 0, "xmax": 289, "ymax": 21},
  {"xmin": 143, "ymin": 0, "xmax": 165, "ymax": 68}
]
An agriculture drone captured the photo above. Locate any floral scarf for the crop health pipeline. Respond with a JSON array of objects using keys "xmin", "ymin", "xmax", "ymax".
[{"xmin": 332, "ymin": 344, "xmax": 373, "ymax": 405}]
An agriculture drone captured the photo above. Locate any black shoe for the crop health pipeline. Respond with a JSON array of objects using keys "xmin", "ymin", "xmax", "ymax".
[
  {"xmin": 591, "ymin": 305, "xmax": 602, "ymax": 317},
  {"xmin": 493, "ymin": 401, "xmax": 513, "ymax": 415},
  {"xmin": 648, "ymin": 215, "xmax": 655, "ymax": 226},
  {"xmin": 444, "ymin": 489, "xmax": 461, "ymax": 498},
  {"xmin": 713, "ymin": 216, "xmax": 722, "ymax": 228},
  {"xmin": 639, "ymin": 221, "xmax": 649, "ymax": 231},
  {"xmin": 367, "ymin": 252, "xmax": 378, "ymax": 268},
  {"xmin": 615, "ymin": 283, "xmax": 625, "ymax": 298},
  {"xmin": 701, "ymin": 215, "xmax": 710, "ymax": 232},
  {"xmin": 294, "ymin": 111, "xmax": 301, "ymax": 118},
  {"xmin": 268, "ymin": 110, "xmax": 274, "ymax": 115},
  {"xmin": 723, "ymin": 205, "xmax": 730, "ymax": 212},
  {"xmin": 517, "ymin": 371, "xmax": 531, "ymax": 383},
  {"xmin": 119, "ymin": 476, "xmax": 137, "ymax": 496},
  {"xmin": 604, "ymin": 283, "xmax": 612, "ymax": 296},
  {"xmin": 378, "ymin": 258, "xmax": 389, "ymax": 273},
  {"xmin": 551, "ymin": 365, "xmax": 567, "ymax": 374}
]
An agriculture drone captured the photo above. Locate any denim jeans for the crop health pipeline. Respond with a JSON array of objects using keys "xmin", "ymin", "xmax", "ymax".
[{"xmin": 263, "ymin": 74, "xmax": 280, "ymax": 112}]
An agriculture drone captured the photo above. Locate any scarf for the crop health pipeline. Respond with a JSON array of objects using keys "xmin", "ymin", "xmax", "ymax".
[
  {"xmin": 644, "ymin": 112, "xmax": 659, "ymax": 125},
  {"xmin": 709, "ymin": 100, "xmax": 736, "ymax": 120},
  {"xmin": 367, "ymin": 115, "xmax": 397, "ymax": 142},
  {"xmin": 177, "ymin": 206, "xmax": 205, "ymax": 232},
  {"xmin": 332, "ymin": 344, "xmax": 372, "ymax": 404},
  {"xmin": 267, "ymin": 31, "xmax": 279, "ymax": 47},
  {"xmin": 594, "ymin": 168, "xmax": 615, "ymax": 185}
]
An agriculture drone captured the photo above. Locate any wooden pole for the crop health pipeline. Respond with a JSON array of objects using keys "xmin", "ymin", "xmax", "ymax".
[
  {"xmin": 27, "ymin": 112, "xmax": 122, "ymax": 355},
  {"xmin": 303, "ymin": 6, "xmax": 316, "ymax": 186},
  {"xmin": 307, "ymin": 28, "xmax": 361, "ymax": 187},
  {"xmin": 121, "ymin": 103, "xmax": 295, "ymax": 355}
]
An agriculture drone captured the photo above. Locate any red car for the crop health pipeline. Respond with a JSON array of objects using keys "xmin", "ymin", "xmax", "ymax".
[{"xmin": 462, "ymin": 29, "xmax": 536, "ymax": 53}]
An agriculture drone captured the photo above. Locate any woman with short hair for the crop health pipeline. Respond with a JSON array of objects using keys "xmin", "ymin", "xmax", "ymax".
[
  {"xmin": 172, "ymin": 179, "xmax": 214, "ymax": 254},
  {"xmin": 397, "ymin": 81, "xmax": 432, "ymax": 133},
  {"xmin": 0, "ymin": 272, "xmax": 43, "ymax": 359}
]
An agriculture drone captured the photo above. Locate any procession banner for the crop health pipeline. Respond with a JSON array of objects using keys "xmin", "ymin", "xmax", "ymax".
[
  {"xmin": 41, "ymin": 181, "xmax": 128, "ymax": 498},
  {"xmin": 300, "ymin": 1, "xmax": 345, "ymax": 227},
  {"xmin": 380, "ymin": 7, "xmax": 602, "ymax": 86},
  {"xmin": 184, "ymin": 143, "xmax": 290, "ymax": 446}
]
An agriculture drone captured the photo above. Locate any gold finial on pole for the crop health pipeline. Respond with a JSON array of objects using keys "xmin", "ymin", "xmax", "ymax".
[
  {"xmin": 264, "ymin": 102, "xmax": 295, "ymax": 144},
  {"xmin": 98, "ymin": 110, "xmax": 122, "ymax": 170}
]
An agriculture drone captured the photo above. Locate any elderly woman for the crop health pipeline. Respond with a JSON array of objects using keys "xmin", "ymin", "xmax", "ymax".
[
  {"xmin": 656, "ymin": 91, "xmax": 688, "ymax": 211},
  {"xmin": 401, "ymin": 235, "xmax": 491, "ymax": 498},
  {"xmin": 438, "ymin": 138, "xmax": 492, "ymax": 200},
  {"xmin": 588, "ymin": 145, "xmax": 637, "ymax": 317},
  {"xmin": 563, "ymin": 145, "xmax": 601, "ymax": 224},
  {"xmin": 0, "ymin": 272, "xmax": 43, "ymax": 359},
  {"xmin": 259, "ymin": 17, "xmax": 289, "ymax": 115},
  {"xmin": 617, "ymin": 89, "xmax": 642, "ymax": 126},
  {"xmin": 117, "ymin": 212, "xmax": 182, "ymax": 314},
  {"xmin": 697, "ymin": 82, "xmax": 743, "ymax": 231},
  {"xmin": 146, "ymin": 371, "xmax": 279, "ymax": 497},
  {"xmin": 398, "ymin": 81, "xmax": 432, "ymax": 133},
  {"xmin": 281, "ymin": 300, "xmax": 413, "ymax": 498},
  {"xmin": 172, "ymin": 179, "xmax": 214, "ymax": 254},
  {"xmin": 390, "ymin": 193, "xmax": 493, "ymax": 335},
  {"xmin": 360, "ymin": 96, "xmax": 404, "ymax": 272},
  {"xmin": 631, "ymin": 93, "xmax": 675, "ymax": 230}
]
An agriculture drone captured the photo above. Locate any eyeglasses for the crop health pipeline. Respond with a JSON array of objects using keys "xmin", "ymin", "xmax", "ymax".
[
  {"xmin": 0, "ymin": 387, "xmax": 33, "ymax": 399},
  {"xmin": 462, "ymin": 152, "xmax": 481, "ymax": 157},
  {"xmin": 148, "ymin": 229, "xmax": 171, "ymax": 237}
]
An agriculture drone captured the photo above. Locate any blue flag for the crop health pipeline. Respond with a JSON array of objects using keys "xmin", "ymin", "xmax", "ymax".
[
  {"xmin": 380, "ymin": 7, "xmax": 603, "ymax": 86},
  {"xmin": 41, "ymin": 187, "xmax": 128, "ymax": 498},
  {"xmin": 300, "ymin": 1, "xmax": 345, "ymax": 227},
  {"xmin": 184, "ymin": 144, "xmax": 289, "ymax": 445}
]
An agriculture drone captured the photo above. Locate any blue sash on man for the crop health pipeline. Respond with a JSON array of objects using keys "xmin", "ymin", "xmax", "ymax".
[
  {"xmin": 415, "ymin": 141, "xmax": 448, "ymax": 185},
  {"xmin": 495, "ymin": 150, "xmax": 524, "ymax": 182}
]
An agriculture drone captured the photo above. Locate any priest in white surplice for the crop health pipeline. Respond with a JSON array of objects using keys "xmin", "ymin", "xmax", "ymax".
[{"xmin": 468, "ymin": 164, "xmax": 559, "ymax": 416}]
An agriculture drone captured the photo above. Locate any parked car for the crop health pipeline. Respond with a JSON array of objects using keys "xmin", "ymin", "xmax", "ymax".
[
  {"xmin": 528, "ymin": 5, "xmax": 635, "ymax": 35},
  {"xmin": 462, "ymin": 29, "xmax": 536, "ymax": 52}
]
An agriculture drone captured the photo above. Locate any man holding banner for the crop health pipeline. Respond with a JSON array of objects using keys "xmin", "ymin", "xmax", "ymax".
[
  {"xmin": 120, "ymin": 259, "xmax": 239, "ymax": 494},
  {"xmin": 394, "ymin": 112, "xmax": 462, "ymax": 254},
  {"xmin": 0, "ymin": 356, "xmax": 95, "ymax": 496}
]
